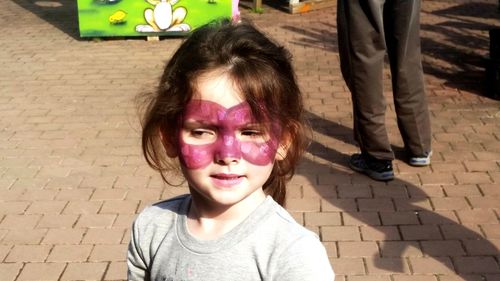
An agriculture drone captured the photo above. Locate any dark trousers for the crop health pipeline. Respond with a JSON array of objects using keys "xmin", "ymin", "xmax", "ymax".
[{"xmin": 337, "ymin": 0, "xmax": 431, "ymax": 160}]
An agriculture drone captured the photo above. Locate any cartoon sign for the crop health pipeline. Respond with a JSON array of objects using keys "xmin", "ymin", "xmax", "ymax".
[{"xmin": 77, "ymin": 0, "xmax": 238, "ymax": 37}]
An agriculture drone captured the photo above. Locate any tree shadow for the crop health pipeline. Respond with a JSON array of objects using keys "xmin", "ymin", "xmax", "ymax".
[
  {"xmin": 420, "ymin": 2, "xmax": 500, "ymax": 98},
  {"xmin": 10, "ymin": 0, "xmax": 81, "ymax": 40},
  {"xmin": 280, "ymin": 2, "xmax": 500, "ymax": 98},
  {"xmin": 281, "ymin": 22, "xmax": 338, "ymax": 52},
  {"xmin": 300, "ymin": 111, "xmax": 499, "ymax": 278}
]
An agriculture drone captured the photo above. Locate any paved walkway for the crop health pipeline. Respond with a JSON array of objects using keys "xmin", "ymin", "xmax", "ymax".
[{"xmin": 0, "ymin": 0, "xmax": 499, "ymax": 280}]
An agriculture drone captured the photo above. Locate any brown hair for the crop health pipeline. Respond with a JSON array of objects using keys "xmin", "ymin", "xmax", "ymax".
[{"xmin": 140, "ymin": 19, "xmax": 308, "ymax": 206}]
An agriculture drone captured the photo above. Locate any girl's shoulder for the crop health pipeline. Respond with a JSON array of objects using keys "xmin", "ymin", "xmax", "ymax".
[
  {"xmin": 262, "ymin": 198, "xmax": 320, "ymax": 243},
  {"xmin": 133, "ymin": 194, "xmax": 190, "ymax": 229}
]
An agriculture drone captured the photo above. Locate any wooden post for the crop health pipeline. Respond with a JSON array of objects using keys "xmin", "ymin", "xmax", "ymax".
[{"xmin": 253, "ymin": 0, "xmax": 262, "ymax": 11}]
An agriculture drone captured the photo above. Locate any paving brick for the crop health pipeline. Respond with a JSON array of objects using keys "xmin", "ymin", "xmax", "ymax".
[
  {"xmin": 479, "ymin": 184, "xmax": 500, "ymax": 196},
  {"xmin": 430, "ymin": 197, "xmax": 470, "ymax": 211},
  {"xmin": 455, "ymin": 172, "xmax": 493, "ymax": 185},
  {"xmin": 394, "ymin": 198, "xmax": 433, "ymax": 211},
  {"xmin": 342, "ymin": 212, "xmax": 381, "ymax": 226},
  {"xmin": 322, "ymin": 226, "xmax": 361, "ymax": 241},
  {"xmin": 380, "ymin": 211, "xmax": 419, "ymax": 225},
  {"xmin": 392, "ymin": 275, "xmax": 438, "ymax": 281},
  {"xmin": 421, "ymin": 240, "xmax": 466, "ymax": 256},
  {"xmin": 453, "ymin": 256, "xmax": 500, "ymax": 274},
  {"xmin": 467, "ymin": 197, "xmax": 499, "ymax": 209},
  {"xmin": 349, "ymin": 276, "xmax": 391, "ymax": 281},
  {"xmin": 89, "ymin": 244, "xmax": 127, "ymax": 262},
  {"xmin": 0, "ymin": 214, "xmax": 41, "ymax": 229},
  {"xmin": 379, "ymin": 241, "xmax": 422, "ymax": 257},
  {"xmin": 47, "ymin": 244, "xmax": 93, "ymax": 262},
  {"xmin": 100, "ymin": 200, "xmax": 139, "ymax": 214},
  {"xmin": 0, "ymin": 263, "xmax": 23, "ymax": 281},
  {"xmin": 37, "ymin": 214, "xmax": 79, "ymax": 228},
  {"xmin": 63, "ymin": 200, "xmax": 103, "ymax": 215},
  {"xmin": 16, "ymin": 262, "xmax": 66, "ymax": 281},
  {"xmin": 338, "ymin": 241, "xmax": 378, "ymax": 257},
  {"xmin": 337, "ymin": 184, "xmax": 371, "ymax": 198},
  {"xmin": 420, "ymin": 173, "xmax": 457, "ymax": 185},
  {"xmin": 304, "ymin": 212, "xmax": 341, "ymax": 226},
  {"xmin": 104, "ymin": 261, "xmax": 127, "ymax": 281},
  {"xmin": 42, "ymin": 228, "xmax": 85, "ymax": 244},
  {"xmin": 76, "ymin": 214, "xmax": 117, "ymax": 228},
  {"xmin": 330, "ymin": 258, "xmax": 365, "ymax": 275},
  {"xmin": 0, "ymin": 201, "xmax": 30, "ymax": 215},
  {"xmin": 91, "ymin": 189, "xmax": 128, "ymax": 201},
  {"xmin": 407, "ymin": 185, "xmax": 445, "ymax": 198},
  {"xmin": 482, "ymin": 225, "xmax": 500, "ymax": 239},
  {"xmin": 456, "ymin": 209, "xmax": 498, "ymax": 225},
  {"xmin": 365, "ymin": 257, "xmax": 410, "ymax": 274},
  {"xmin": 322, "ymin": 241, "xmax": 338, "ymax": 258},
  {"xmin": 56, "ymin": 188, "xmax": 94, "ymax": 200},
  {"xmin": 361, "ymin": 226, "xmax": 401, "ymax": 241},
  {"xmin": 82, "ymin": 228, "xmax": 125, "ymax": 244},
  {"xmin": 25, "ymin": 200, "xmax": 67, "ymax": 214},
  {"xmin": 6, "ymin": 244, "xmax": 52, "ymax": 262},
  {"xmin": 286, "ymin": 198, "xmax": 320, "ymax": 212},
  {"xmin": 400, "ymin": 225, "xmax": 443, "ymax": 240},
  {"xmin": 462, "ymin": 239, "xmax": 500, "ymax": 256},
  {"xmin": 409, "ymin": 257, "xmax": 455, "ymax": 274},
  {"xmin": 440, "ymin": 224, "xmax": 484, "ymax": 240},
  {"xmin": 321, "ymin": 199, "xmax": 357, "ymax": 212},
  {"xmin": 1, "ymin": 229, "xmax": 47, "ymax": 244},
  {"xmin": 437, "ymin": 275, "xmax": 485, "ymax": 281},
  {"xmin": 417, "ymin": 210, "xmax": 459, "ymax": 225},
  {"xmin": 442, "ymin": 184, "xmax": 482, "ymax": 197},
  {"xmin": 358, "ymin": 198, "xmax": 395, "ymax": 212},
  {"xmin": 60, "ymin": 262, "xmax": 108, "ymax": 281}
]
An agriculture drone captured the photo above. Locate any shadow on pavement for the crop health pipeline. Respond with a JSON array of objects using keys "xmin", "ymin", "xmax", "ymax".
[
  {"xmin": 420, "ymin": 2, "xmax": 500, "ymax": 98},
  {"xmin": 11, "ymin": 0, "xmax": 80, "ymax": 39},
  {"xmin": 301, "ymin": 111, "xmax": 499, "ymax": 278}
]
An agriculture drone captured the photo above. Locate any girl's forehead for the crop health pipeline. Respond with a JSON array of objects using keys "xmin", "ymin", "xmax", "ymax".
[
  {"xmin": 184, "ymin": 100, "xmax": 255, "ymax": 123},
  {"xmin": 192, "ymin": 70, "xmax": 244, "ymax": 108}
]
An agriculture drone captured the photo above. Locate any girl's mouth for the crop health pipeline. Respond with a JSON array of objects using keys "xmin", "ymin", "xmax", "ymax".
[{"xmin": 211, "ymin": 174, "xmax": 244, "ymax": 187}]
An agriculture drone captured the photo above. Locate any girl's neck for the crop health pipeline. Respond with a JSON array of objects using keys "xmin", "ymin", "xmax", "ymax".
[{"xmin": 186, "ymin": 191, "xmax": 266, "ymax": 240}]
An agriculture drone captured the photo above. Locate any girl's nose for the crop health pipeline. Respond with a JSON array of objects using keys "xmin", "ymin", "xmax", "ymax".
[{"xmin": 214, "ymin": 135, "xmax": 241, "ymax": 164}]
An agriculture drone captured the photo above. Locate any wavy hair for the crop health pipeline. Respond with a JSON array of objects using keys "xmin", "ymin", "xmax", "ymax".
[{"xmin": 139, "ymin": 19, "xmax": 308, "ymax": 206}]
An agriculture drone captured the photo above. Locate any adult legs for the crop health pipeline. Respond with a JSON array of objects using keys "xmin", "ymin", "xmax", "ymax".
[
  {"xmin": 384, "ymin": 0, "xmax": 432, "ymax": 157},
  {"xmin": 337, "ymin": 0, "xmax": 394, "ymax": 161}
]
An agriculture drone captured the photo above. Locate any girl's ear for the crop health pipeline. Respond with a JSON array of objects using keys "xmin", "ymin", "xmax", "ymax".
[
  {"xmin": 159, "ymin": 129, "xmax": 178, "ymax": 158},
  {"xmin": 275, "ymin": 132, "xmax": 291, "ymax": 161}
]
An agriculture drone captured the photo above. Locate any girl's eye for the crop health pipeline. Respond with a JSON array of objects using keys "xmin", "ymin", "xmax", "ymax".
[
  {"xmin": 241, "ymin": 130, "xmax": 262, "ymax": 137},
  {"xmin": 190, "ymin": 129, "xmax": 214, "ymax": 138}
]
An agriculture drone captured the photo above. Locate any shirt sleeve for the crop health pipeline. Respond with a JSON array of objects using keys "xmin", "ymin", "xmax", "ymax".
[
  {"xmin": 275, "ymin": 234, "xmax": 335, "ymax": 281},
  {"xmin": 127, "ymin": 218, "xmax": 150, "ymax": 281}
]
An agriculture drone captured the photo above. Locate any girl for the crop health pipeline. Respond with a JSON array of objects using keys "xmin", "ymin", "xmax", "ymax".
[{"xmin": 128, "ymin": 19, "xmax": 334, "ymax": 281}]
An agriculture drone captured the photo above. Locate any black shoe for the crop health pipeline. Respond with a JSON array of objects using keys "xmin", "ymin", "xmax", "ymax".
[{"xmin": 349, "ymin": 153, "xmax": 394, "ymax": 181}]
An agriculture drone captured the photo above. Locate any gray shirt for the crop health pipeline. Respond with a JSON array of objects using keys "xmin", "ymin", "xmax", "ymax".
[{"xmin": 127, "ymin": 195, "xmax": 334, "ymax": 281}]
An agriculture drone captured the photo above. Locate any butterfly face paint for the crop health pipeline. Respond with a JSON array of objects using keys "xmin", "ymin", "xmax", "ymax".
[{"xmin": 179, "ymin": 100, "xmax": 281, "ymax": 169}]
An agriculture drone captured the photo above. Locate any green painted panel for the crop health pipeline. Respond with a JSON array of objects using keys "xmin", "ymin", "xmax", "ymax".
[{"xmin": 77, "ymin": 0, "xmax": 235, "ymax": 37}]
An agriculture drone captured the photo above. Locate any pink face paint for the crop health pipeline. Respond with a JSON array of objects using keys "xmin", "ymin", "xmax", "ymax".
[{"xmin": 179, "ymin": 100, "xmax": 281, "ymax": 169}]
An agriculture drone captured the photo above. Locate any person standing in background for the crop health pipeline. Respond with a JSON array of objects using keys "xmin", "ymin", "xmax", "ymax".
[{"xmin": 337, "ymin": 0, "xmax": 432, "ymax": 181}]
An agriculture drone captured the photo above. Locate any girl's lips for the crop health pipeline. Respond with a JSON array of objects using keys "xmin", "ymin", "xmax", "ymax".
[{"xmin": 210, "ymin": 174, "xmax": 244, "ymax": 188}]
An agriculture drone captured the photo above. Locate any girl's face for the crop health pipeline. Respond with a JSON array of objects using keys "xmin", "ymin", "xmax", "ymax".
[{"xmin": 177, "ymin": 70, "xmax": 284, "ymax": 209}]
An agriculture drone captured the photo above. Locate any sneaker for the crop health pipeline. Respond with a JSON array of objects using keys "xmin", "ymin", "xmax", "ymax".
[
  {"xmin": 409, "ymin": 151, "xmax": 432, "ymax": 167},
  {"xmin": 349, "ymin": 153, "xmax": 394, "ymax": 181}
]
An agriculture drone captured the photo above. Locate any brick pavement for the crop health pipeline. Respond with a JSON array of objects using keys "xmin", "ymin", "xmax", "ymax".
[{"xmin": 0, "ymin": 0, "xmax": 499, "ymax": 280}]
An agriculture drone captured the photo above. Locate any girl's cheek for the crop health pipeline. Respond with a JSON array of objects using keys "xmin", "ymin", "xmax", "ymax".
[
  {"xmin": 179, "ymin": 143, "xmax": 213, "ymax": 169},
  {"xmin": 240, "ymin": 142, "xmax": 276, "ymax": 165},
  {"xmin": 179, "ymin": 140, "xmax": 278, "ymax": 170}
]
